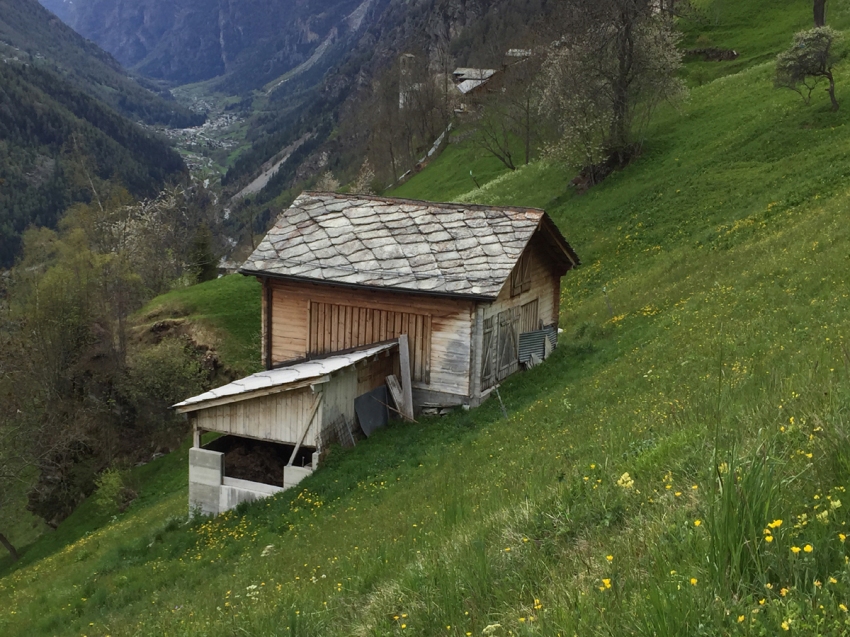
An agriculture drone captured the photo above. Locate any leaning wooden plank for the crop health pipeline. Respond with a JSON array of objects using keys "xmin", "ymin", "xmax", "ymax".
[
  {"xmin": 385, "ymin": 374, "xmax": 414, "ymax": 422},
  {"xmin": 398, "ymin": 334, "xmax": 415, "ymax": 420}
]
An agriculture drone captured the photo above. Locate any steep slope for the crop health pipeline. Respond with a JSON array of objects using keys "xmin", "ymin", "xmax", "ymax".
[
  {"xmin": 54, "ymin": 0, "xmax": 377, "ymax": 90},
  {"xmin": 3, "ymin": 4, "xmax": 850, "ymax": 635},
  {"xmin": 0, "ymin": 63, "xmax": 186, "ymax": 266},
  {"xmin": 2, "ymin": 0, "xmax": 201, "ymax": 127},
  {"xmin": 0, "ymin": 0, "xmax": 199, "ymax": 266}
]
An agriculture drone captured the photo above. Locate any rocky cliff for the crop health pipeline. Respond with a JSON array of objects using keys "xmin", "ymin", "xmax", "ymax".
[{"xmin": 48, "ymin": 0, "xmax": 379, "ymax": 89}]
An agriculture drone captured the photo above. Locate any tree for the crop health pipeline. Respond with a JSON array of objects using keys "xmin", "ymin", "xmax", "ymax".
[
  {"xmin": 814, "ymin": 0, "xmax": 827, "ymax": 27},
  {"xmin": 471, "ymin": 54, "xmax": 545, "ymax": 170},
  {"xmin": 776, "ymin": 27, "xmax": 842, "ymax": 111},
  {"xmin": 540, "ymin": 0, "xmax": 685, "ymax": 182}
]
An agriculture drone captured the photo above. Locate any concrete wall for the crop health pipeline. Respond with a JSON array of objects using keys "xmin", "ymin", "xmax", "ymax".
[{"xmin": 189, "ymin": 446, "xmax": 294, "ymax": 517}]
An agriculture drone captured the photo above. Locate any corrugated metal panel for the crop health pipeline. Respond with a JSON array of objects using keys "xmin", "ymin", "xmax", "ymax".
[{"xmin": 518, "ymin": 326, "xmax": 557, "ymax": 364}]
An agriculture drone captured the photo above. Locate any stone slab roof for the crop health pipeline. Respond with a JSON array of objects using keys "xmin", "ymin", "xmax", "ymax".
[
  {"xmin": 240, "ymin": 192, "xmax": 578, "ymax": 300},
  {"xmin": 173, "ymin": 342, "xmax": 397, "ymax": 412}
]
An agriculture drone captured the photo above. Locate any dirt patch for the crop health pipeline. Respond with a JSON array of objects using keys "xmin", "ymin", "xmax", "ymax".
[{"xmin": 204, "ymin": 436, "xmax": 315, "ymax": 487}]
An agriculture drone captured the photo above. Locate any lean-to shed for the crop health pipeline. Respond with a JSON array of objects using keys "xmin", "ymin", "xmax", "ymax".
[{"xmin": 175, "ymin": 343, "xmax": 398, "ymax": 516}]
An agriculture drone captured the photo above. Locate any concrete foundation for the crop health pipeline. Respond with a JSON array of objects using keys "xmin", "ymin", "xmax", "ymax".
[{"xmin": 189, "ymin": 446, "xmax": 310, "ymax": 517}]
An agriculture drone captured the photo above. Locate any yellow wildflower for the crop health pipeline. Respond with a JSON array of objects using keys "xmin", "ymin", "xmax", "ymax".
[
  {"xmin": 791, "ymin": 546, "xmax": 801, "ymax": 554},
  {"xmin": 804, "ymin": 544, "xmax": 813, "ymax": 553}
]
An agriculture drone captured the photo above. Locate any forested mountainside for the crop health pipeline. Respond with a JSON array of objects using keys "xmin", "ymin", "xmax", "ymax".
[
  {"xmin": 0, "ymin": 0, "xmax": 199, "ymax": 266},
  {"xmin": 0, "ymin": 63, "xmax": 186, "ymax": 266},
  {"xmin": 1, "ymin": 0, "xmax": 201, "ymax": 126}
]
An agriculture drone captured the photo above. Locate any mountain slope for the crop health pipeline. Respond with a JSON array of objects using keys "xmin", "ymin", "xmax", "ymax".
[
  {"xmin": 0, "ymin": 62, "xmax": 187, "ymax": 266},
  {"xmin": 0, "ymin": 0, "xmax": 200, "ymax": 266},
  {"xmin": 2, "ymin": 0, "xmax": 201, "ymax": 126},
  {"xmin": 54, "ymin": 0, "xmax": 378, "ymax": 90},
  {"xmin": 3, "ymin": 3, "xmax": 850, "ymax": 635}
]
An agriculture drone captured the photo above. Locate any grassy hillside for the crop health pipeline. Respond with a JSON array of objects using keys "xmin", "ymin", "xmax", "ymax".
[
  {"xmin": 3, "ymin": 2, "xmax": 850, "ymax": 635},
  {"xmin": 136, "ymin": 274, "xmax": 263, "ymax": 375}
]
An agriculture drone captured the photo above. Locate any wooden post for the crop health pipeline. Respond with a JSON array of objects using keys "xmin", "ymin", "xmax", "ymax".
[
  {"xmin": 191, "ymin": 413, "xmax": 200, "ymax": 447},
  {"xmin": 287, "ymin": 391, "xmax": 322, "ymax": 466},
  {"xmin": 398, "ymin": 334, "xmax": 415, "ymax": 420}
]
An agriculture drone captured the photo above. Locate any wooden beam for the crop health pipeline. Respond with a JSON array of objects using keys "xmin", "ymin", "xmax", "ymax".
[
  {"xmin": 398, "ymin": 334, "xmax": 415, "ymax": 420},
  {"xmin": 386, "ymin": 374, "xmax": 414, "ymax": 422},
  {"xmin": 287, "ymin": 391, "xmax": 323, "ymax": 466}
]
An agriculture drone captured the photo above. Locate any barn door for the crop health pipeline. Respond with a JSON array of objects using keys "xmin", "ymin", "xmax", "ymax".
[
  {"xmin": 496, "ymin": 307, "xmax": 521, "ymax": 381},
  {"xmin": 481, "ymin": 316, "xmax": 496, "ymax": 390}
]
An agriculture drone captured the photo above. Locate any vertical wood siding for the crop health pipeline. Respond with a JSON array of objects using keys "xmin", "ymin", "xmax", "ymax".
[
  {"xmin": 477, "ymin": 242, "xmax": 562, "ymax": 392},
  {"xmin": 267, "ymin": 279, "xmax": 473, "ymax": 398},
  {"xmin": 309, "ymin": 302, "xmax": 431, "ymax": 382}
]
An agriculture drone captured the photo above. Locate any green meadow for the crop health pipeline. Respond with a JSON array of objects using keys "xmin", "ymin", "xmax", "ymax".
[{"xmin": 3, "ymin": 1, "xmax": 850, "ymax": 634}]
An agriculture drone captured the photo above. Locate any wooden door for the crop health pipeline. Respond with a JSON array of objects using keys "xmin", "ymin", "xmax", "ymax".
[{"xmin": 481, "ymin": 316, "xmax": 496, "ymax": 390}]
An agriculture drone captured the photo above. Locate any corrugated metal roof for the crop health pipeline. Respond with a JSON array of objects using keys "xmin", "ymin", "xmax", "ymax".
[
  {"xmin": 173, "ymin": 342, "xmax": 397, "ymax": 412},
  {"xmin": 241, "ymin": 192, "xmax": 578, "ymax": 299}
]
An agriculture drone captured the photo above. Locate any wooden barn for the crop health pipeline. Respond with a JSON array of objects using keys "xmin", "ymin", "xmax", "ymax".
[
  {"xmin": 243, "ymin": 192, "xmax": 579, "ymax": 409},
  {"xmin": 176, "ymin": 192, "xmax": 578, "ymax": 515}
]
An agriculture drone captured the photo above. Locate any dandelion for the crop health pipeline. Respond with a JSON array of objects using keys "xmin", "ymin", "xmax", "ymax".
[
  {"xmin": 602, "ymin": 578, "xmax": 612, "ymax": 589},
  {"xmin": 694, "ymin": 520, "xmax": 701, "ymax": 527},
  {"xmin": 765, "ymin": 535, "xmax": 774, "ymax": 543},
  {"xmin": 606, "ymin": 555, "xmax": 614, "ymax": 562},
  {"xmin": 737, "ymin": 616, "xmax": 745, "ymax": 623},
  {"xmin": 617, "ymin": 473, "xmax": 634, "ymax": 489},
  {"xmin": 782, "ymin": 620, "xmax": 791, "ymax": 631},
  {"xmin": 791, "ymin": 546, "xmax": 801, "ymax": 554},
  {"xmin": 768, "ymin": 520, "xmax": 783, "ymax": 529},
  {"xmin": 841, "ymin": 604, "xmax": 848, "ymax": 612},
  {"xmin": 804, "ymin": 544, "xmax": 813, "ymax": 553},
  {"xmin": 690, "ymin": 578, "xmax": 698, "ymax": 586}
]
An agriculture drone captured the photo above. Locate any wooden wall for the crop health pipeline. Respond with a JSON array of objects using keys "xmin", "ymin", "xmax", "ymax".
[
  {"xmin": 195, "ymin": 387, "xmax": 320, "ymax": 448},
  {"xmin": 265, "ymin": 278, "xmax": 474, "ymax": 398},
  {"xmin": 475, "ymin": 241, "xmax": 562, "ymax": 394}
]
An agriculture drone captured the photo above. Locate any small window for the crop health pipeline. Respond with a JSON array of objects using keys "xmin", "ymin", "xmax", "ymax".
[{"xmin": 510, "ymin": 252, "xmax": 532, "ymax": 297}]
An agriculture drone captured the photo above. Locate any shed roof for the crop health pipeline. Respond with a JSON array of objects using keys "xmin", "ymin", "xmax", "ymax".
[
  {"xmin": 173, "ymin": 342, "xmax": 397, "ymax": 413},
  {"xmin": 240, "ymin": 192, "xmax": 579, "ymax": 300}
]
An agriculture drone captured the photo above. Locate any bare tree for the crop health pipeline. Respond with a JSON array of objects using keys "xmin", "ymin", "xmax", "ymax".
[
  {"xmin": 471, "ymin": 53, "xmax": 545, "ymax": 170},
  {"xmin": 776, "ymin": 27, "xmax": 842, "ymax": 111}
]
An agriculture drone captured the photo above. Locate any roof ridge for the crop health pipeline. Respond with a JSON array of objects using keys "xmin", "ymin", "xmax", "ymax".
[{"xmin": 301, "ymin": 190, "xmax": 546, "ymax": 215}]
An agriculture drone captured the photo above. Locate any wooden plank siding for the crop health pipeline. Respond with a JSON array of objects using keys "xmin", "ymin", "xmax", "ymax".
[
  {"xmin": 195, "ymin": 387, "xmax": 319, "ymax": 447},
  {"xmin": 265, "ymin": 278, "xmax": 474, "ymax": 398},
  {"xmin": 309, "ymin": 302, "xmax": 431, "ymax": 382}
]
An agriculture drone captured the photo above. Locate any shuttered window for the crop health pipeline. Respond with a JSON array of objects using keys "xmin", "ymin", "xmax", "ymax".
[
  {"xmin": 510, "ymin": 252, "xmax": 532, "ymax": 297},
  {"xmin": 520, "ymin": 298, "xmax": 539, "ymax": 333},
  {"xmin": 308, "ymin": 302, "xmax": 431, "ymax": 382}
]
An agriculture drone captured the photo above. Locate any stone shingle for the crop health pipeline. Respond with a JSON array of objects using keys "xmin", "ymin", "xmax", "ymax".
[{"xmin": 241, "ymin": 192, "xmax": 573, "ymax": 299}]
